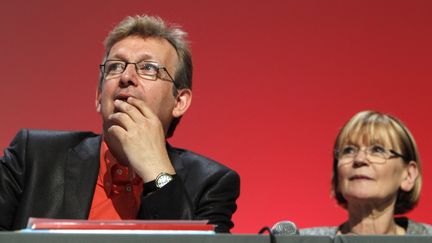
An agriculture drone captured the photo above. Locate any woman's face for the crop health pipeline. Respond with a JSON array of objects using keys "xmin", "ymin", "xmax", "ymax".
[{"xmin": 336, "ymin": 135, "xmax": 410, "ymax": 206}]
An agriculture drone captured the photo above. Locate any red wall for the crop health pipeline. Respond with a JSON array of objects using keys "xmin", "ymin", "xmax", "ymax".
[{"xmin": 1, "ymin": 0, "xmax": 431, "ymax": 233}]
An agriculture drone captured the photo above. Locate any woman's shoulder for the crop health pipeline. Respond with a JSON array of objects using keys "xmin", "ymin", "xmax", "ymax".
[
  {"xmin": 299, "ymin": 226, "xmax": 338, "ymax": 236},
  {"xmin": 406, "ymin": 218, "xmax": 432, "ymax": 235},
  {"xmin": 299, "ymin": 218, "xmax": 432, "ymax": 236}
]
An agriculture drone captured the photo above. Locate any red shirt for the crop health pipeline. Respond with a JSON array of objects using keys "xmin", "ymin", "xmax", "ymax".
[{"xmin": 88, "ymin": 141, "xmax": 143, "ymax": 219}]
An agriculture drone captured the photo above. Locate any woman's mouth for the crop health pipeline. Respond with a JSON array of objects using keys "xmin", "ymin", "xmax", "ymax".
[{"xmin": 349, "ymin": 175, "xmax": 373, "ymax": 180}]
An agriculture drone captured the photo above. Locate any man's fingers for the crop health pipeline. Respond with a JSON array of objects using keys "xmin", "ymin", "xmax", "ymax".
[
  {"xmin": 114, "ymin": 99, "xmax": 146, "ymax": 122},
  {"xmin": 107, "ymin": 125, "xmax": 127, "ymax": 139},
  {"xmin": 126, "ymin": 97, "xmax": 157, "ymax": 120},
  {"xmin": 109, "ymin": 111, "xmax": 134, "ymax": 131}
]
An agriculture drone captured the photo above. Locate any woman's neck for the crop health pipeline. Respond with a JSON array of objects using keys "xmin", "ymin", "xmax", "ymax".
[{"xmin": 342, "ymin": 200, "xmax": 405, "ymax": 235}]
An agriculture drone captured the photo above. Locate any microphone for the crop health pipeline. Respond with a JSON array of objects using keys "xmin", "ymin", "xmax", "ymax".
[{"xmin": 271, "ymin": 221, "xmax": 299, "ymax": 235}]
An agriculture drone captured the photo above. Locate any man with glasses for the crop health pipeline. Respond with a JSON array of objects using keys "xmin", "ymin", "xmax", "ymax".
[{"xmin": 0, "ymin": 15, "xmax": 240, "ymax": 233}]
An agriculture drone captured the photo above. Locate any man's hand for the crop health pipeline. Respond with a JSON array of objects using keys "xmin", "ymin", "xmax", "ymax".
[{"xmin": 105, "ymin": 97, "xmax": 175, "ymax": 182}]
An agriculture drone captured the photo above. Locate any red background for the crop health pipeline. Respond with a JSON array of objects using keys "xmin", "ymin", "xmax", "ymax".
[{"xmin": 1, "ymin": 0, "xmax": 431, "ymax": 233}]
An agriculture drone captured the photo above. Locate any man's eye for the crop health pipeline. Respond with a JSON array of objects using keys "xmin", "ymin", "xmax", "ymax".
[
  {"xmin": 139, "ymin": 63, "xmax": 159, "ymax": 73},
  {"xmin": 107, "ymin": 62, "xmax": 125, "ymax": 73}
]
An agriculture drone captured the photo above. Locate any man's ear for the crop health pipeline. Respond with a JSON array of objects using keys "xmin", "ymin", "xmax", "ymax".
[
  {"xmin": 172, "ymin": 89, "xmax": 192, "ymax": 118},
  {"xmin": 95, "ymin": 89, "xmax": 102, "ymax": 113},
  {"xmin": 400, "ymin": 161, "xmax": 419, "ymax": 192}
]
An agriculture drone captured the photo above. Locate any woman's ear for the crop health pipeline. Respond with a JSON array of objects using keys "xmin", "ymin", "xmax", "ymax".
[
  {"xmin": 400, "ymin": 161, "xmax": 419, "ymax": 192},
  {"xmin": 95, "ymin": 89, "xmax": 101, "ymax": 113},
  {"xmin": 172, "ymin": 89, "xmax": 192, "ymax": 118}
]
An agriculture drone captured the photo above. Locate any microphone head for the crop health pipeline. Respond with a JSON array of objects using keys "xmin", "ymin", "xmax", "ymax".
[{"xmin": 271, "ymin": 221, "xmax": 299, "ymax": 235}]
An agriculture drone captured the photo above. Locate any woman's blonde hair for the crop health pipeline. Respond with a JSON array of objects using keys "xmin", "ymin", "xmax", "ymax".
[{"xmin": 332, "ymin": 110, "xmax": 422, "ymax": 214}]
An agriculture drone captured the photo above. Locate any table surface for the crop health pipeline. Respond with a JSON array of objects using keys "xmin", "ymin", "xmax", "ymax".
[{"xmin": 1, "ymin": 232, "xmax": 432, "ymax": 243}]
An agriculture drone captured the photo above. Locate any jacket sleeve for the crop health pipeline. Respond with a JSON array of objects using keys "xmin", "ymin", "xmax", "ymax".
[
  {"xmin": 0, "ymin": 130, "xmax": 28, "ymax": 230},
  {"xmin": 137, "ymin": 169, "xmax": 240, "ymax": 233}
]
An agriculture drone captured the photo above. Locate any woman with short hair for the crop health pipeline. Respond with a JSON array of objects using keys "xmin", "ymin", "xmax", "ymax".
[{"xmin": 301, "ymin": 111, "xmax": 432, "ymax": 235}]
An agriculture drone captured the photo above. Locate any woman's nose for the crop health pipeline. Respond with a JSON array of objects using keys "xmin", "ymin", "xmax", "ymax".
[{"xmin": 352, "ymin": 149, "xmax": 369, "ymax": 166}]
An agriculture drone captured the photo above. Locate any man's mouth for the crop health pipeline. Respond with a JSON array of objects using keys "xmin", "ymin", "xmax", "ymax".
[
  {"xmin": 113, "ymin": 94, "xmax": 133, "ymax": 113},
  {"xmin": 117, "ymin": 97, "xmax": 128, "ymax": 102},
  {"xmin": 115, "ymin": 93, "xmax": 134, "ymax": 102}
]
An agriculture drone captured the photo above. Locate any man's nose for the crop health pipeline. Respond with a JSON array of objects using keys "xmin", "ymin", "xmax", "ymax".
[{"xmin": 119, "ymin": 63, "xmax": 139, "ymax": 87}]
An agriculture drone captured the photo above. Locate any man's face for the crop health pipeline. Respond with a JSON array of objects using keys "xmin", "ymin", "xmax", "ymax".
[{"xmin": 96, "ymin": 36, "xmax": 180, "ymax": 135}]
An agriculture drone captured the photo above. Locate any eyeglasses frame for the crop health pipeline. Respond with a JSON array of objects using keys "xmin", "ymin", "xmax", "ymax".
[{"xmin": 99, "ymin": 60, "xmax": 178, "ymax": 89}]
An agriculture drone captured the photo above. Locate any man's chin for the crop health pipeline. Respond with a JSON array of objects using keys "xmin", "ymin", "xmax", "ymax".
[{"xmin": 103, "ymin": 130, "xmax": 129, "ymax": 166}]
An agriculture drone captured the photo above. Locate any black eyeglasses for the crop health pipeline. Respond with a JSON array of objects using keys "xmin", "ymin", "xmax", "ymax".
[{"xmin": 100, "ymin": 60, "xmax": 177, "ymax": 88}]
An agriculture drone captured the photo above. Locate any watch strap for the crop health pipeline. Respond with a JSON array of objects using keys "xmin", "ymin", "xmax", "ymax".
[{"xmin": 143, "ymin": 173, "xmax": 176, "ymax": 196}]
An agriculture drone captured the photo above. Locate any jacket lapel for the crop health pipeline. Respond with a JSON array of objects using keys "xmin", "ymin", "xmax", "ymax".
[
  {"xmin": 62, "ymin": 140, "xmax": 184, "ymax": 219},
  {"xmin": 166, "ymin": 143, "xmax": 186, "ymax": 179},
  {"xmin": 62, "ymin": 135, "xmax": 101, "ymax": 219}
]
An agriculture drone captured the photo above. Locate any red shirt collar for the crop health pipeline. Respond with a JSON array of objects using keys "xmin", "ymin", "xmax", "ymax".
[{"xmin": 99, "ymin": 140, "xmax": 143, "ymax": 196}]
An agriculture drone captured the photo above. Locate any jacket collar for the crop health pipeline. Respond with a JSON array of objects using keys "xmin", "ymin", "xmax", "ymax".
[
  {"xmin": 63, "ymin": 135, "xmax": 101, "ymax": 219},
  {"xmin": 166, "ymin": 142, "xmax": 185, "ymax": 177},
  {"xmin": 62, "ymin": 137, "xmax": 185, "ymax": 219}
]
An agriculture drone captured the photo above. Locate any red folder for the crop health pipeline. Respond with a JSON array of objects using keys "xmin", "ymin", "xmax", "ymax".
[{"xmin": 27, "ymin": 218, "xmax": 215, "ymax": 231}]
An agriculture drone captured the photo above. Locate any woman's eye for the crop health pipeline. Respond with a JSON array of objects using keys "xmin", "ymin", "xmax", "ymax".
[
  {"xmin": 371, "ymin": 145, "xmax": 385, "ymax": 153},
  {"xmin": 341, "ymin": 146, "xmax": 356, "ymax": 155}
]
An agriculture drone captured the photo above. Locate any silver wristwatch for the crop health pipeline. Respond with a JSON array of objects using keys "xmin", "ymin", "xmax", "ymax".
[{"xmin": 155, "ymin": 172, "xmax": 174, "ymax": 188}]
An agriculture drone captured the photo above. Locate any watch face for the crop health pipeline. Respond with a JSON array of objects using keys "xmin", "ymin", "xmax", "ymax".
[{"xmin": 156, "ymin": 173, "xmax": 173, "ymax": 188}]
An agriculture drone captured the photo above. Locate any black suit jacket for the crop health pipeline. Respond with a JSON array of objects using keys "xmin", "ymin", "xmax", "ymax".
[{"xmin": 0, "ymin": 129, "xmax": 240, "ymax": 232}]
